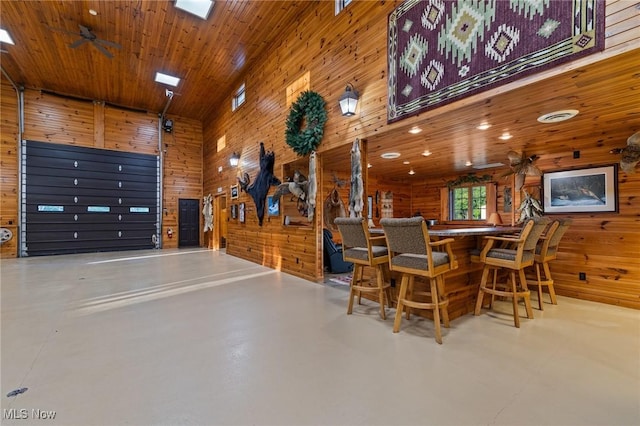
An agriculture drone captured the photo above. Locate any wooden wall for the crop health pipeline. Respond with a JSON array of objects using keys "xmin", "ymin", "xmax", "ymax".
[
  {"xmin": 1, "ymin": 77, "xmax": 19, "ymax": 258},
  {"xmin": 202, "ymin": 0, "xmax": 640, "ymax": 308},
  {"xmin": 0, "ymin": 82, "xmax": 203, "ymax": 257}
]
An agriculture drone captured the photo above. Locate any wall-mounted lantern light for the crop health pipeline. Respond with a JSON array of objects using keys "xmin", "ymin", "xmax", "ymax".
[
  {"xmin": 229, "ymin": 152, "xmax": 240, "ymax": 167},
  {"xmin": 339, "ymin": 83, "xmax": 359, "ymax": 116}
]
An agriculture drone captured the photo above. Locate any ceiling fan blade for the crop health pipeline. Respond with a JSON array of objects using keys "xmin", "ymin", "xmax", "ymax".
[
  {"xmin": 47, "ymin": 25, "xmax": 79, "ymax": 36},
  {"xmin": 69, "ymin": 38, "xmax": 88, "ymax": 49},
  {"xmin": 91, "ymin": 41, "xmax": 114, "ymax": 59},
  {"xmin": 94, "ymin": 38, "xmax": 122, "ymax": 50}
]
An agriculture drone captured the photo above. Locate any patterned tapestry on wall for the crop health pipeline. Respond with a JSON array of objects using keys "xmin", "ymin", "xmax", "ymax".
[{"xmin": 387, "ymin": 0, "xmax": 605, "ymax": 123}]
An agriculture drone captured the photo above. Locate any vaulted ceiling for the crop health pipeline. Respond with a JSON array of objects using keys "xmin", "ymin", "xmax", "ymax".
[
  {"xmin": 1, "ymin": 1, "xmax": 639, "ymax": 181},
  {"xmin": 0, "ymin": 0, "xmax": 314, "ymax": 120}
]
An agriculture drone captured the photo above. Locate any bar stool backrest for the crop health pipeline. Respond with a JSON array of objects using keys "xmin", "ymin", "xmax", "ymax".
[
  {"xmin": 379, "ymin": 217, "xmax": 428, "ymax": 255},
  {"xmin": 334, "ymin": 217, "xmax": 368, "ymax": 249}
]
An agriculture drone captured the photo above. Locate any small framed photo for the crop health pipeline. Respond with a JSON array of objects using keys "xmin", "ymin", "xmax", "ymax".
[
  {"xmin": 239, "ymin": 202, "xmax": 245, "ymax": 223},
  {"xmin": 230, "ymin": 204, "xmax": 237, "ymax": 220},
  {"xmin": 230, "ymin": 184, "xmax": 239, "ymax": 200},
  {"xmin": 267, "ymin": 196, "xmax": 279, "ymax": 216},
  {"xmin": 542, "ymin": 165, "xmax": 618, "ymax": 213}
]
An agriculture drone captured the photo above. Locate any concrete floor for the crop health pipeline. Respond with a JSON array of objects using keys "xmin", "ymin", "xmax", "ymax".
[{"xmin": 1, "ymin": 248, "xmax": 639, "ymax": 426}]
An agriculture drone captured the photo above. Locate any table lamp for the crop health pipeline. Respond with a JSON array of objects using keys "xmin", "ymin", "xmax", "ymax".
[{"xmin": 488, "ymin": 212, "xmax": 503, "ymax": 226}]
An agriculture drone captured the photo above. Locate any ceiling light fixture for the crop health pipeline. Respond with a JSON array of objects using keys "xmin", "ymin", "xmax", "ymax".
[
  {"xmin": 422, "ymin": 150, "xmax": 432, "ymax": 157},
  {"xmin": 537, "ymin": 109, "xmax": 579, "ymax": 123},
  {"xmin": 381, "ymin": 152, "xmax": 401, "ymax": 159},
  {"xmin": 155, "ymin": 72, "xmax": 181, "ymax": 87},
  {"xmin": 367, "ymin": 163, "xmax": 372, "ymax": 168},
  {"xmin": 408, "ymin": 126, "xmax": 422, "ymax": 134},
  {"xmin": 465, "ymin": 161, "xmax": 473, "ymax": 167},
  {"xmin": 477, "ymin": 122, "xmax": 491, "ymax": 130},
  {"xmin": 339, "ymin": 83, "xmax": 359, "ymax": 116},
  {"xmin": 498, "ymin": 132, "xmax": 512, "ymax": 140},
  {"xmin": 403, "ymin": 161, "xmax": 410, "ymax": 165},
  {"xmin": 174, "ymin": 0, "xmax": 215, "ymax": 20},
  {"xmin": 89, "ymin": 9, "xmax": 98, "ymax": 16},
  {"xmin": 0, "ymin": 29, "xmax": 15, "ymax": 45},
  {"xmin": 408, "ymin": 168, "xmax": 415, "ymax": 175}
]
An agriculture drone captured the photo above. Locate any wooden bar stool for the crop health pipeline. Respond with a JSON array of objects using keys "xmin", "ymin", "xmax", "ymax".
[
  {"xmin": 527, "ymin": 218, "xmax": 572, "ymax": 310},
  {"xmin": 380, "ymin": 217, "xmax": 458, "ymax": 344},
  {"xmin": 334, "ymin": 217, "xmax": 393, "ymax": 320},
  {"xmin": 474, "ymin": 217, "xmax": 550, "ymax": 327}
]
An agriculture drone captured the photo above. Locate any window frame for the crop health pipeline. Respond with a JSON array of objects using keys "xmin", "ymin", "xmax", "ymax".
[
  {"xmin": 231, "ymin": 82, "xmax": 246, "ymax": 111},
  {"xmin": 450, "ymin": 184, "xmax": 487, "ymax": 221},
  {"xmin": 441, "ymin": 182, "xmax": 497, "ymax": 223},
  {"xmin": 335, "ymin": 0, "xmax": 353, "ymax": 15}
]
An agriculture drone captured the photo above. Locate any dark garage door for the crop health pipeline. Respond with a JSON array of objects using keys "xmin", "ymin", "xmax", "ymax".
[{"xmin": 21, "ymin": 140, "xmax": 159, "ymax": 256}]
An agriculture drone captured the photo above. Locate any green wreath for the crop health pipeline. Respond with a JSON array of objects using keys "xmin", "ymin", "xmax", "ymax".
[{"xmin": 285, "ymin": 91, "xmax": 327, "ymax": 156}]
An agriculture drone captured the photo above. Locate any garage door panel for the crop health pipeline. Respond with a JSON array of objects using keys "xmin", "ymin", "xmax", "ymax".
[
  {"xmin": 23, "ymin": 140, "xmax": 160, "ymax": 256},
  {"xmin": 26, "ymin": 193, "xmax": 157, "ymax": 207},
  {"xmin": 26, "ymin": 167, "xmax": 156, "ymax": 183},
  {"xmin": 27, "ymin": 174, "xmax": 156, "ymax": 191},
  {"xmin": 26, "ymin": 238, "xmax": 156, "ymax": 255},
  {"xmin": 26, "ymin": 142, "xmax": 157, "ymax": 166},
  {"xmin": 26, "ymin": 186, "xmax": 157, "ymax": 198}
]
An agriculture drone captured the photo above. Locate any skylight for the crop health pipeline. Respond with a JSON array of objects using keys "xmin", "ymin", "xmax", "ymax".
[
  {"xmin": 174, "ymin": 0, "xmax": 214, "ymax": 20},
  {"xmin": 155, "ymin": 72, "xmax": 181, "ymax": 87},
  {"xmin": 0, "ymin": 29, "xmax": 15, "ymax": 45}
]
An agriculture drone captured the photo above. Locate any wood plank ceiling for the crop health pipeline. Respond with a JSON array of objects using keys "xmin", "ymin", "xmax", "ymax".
[
  {"xmin": 0, "ymin": 0, "xmax": 314, "ymax": 119},
  {"xmin": 1, "ymin": 1, "xmax": 639, "ymax": 181}
]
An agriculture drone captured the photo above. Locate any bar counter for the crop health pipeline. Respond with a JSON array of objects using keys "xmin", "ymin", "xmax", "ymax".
[{"xmin": 367, "ymin": 225, "xmax": 521, "ymax": 320}]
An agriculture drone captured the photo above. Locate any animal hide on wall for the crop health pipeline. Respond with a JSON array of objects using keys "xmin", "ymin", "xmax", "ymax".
[
  {"xmin": 323, "ymin": 189, "xmax": 347, "ymax": 232},
  {"xmin": 349, "ymin": 139, "xmax": 364, "ymax": 218},
  {"xmin": 307, "ymin": 152, "xmax": 317, "ymax": 222},
  {"xmin": 202, "ymin": 193, "xmax": 213, "ymax": 232},
  {"xmin": 237, "ymin": 142, "xmax": 281, "ymax": 226}
]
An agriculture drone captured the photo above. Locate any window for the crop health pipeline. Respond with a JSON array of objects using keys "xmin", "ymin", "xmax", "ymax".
[
  {"xmin": 450, "ymin": 185, "xmax": 487, "ymax": 220},
  {"xmin": 232, "ymin": 83, "xmax": 245, "ymax": 111},
  {"xmin": 335, "ymin": 0, "xmax": 353, "ymax": 15}
]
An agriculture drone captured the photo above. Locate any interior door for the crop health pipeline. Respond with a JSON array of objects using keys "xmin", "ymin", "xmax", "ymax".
[{"xmin": 178, "ymin": 198, "xmax": 199, "ymax": 247}]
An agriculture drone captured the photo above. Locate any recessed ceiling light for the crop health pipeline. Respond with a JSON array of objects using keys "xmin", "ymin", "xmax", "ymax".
[
  {"xmin": 477, "ymin": 122, "xmax": 491, "ymax": 130},
  {"xmin": 498, "ymin": 132, "xmax": 512, "ymax": 140},
  {"xmin": 537, "ymin": 109, "xmax": 579, "ymax": 123},
  {"xmin": 367, "ymin": 163, "xmax": 372, "ymax": 168},
  {"xmin": 465, "ymin": 161, "xmax": 473, "ymax": 167},
  {"xmin": 89, "ymin": 9, "xmax": 98, "ymax": 16},
  {"xmin": 422, "ymin": 150, "xmax": 432, "ymax": 157},
  {"xmin": 408, "ymin": 169, "xmax": 415, "ymax": 175},
  {"xmin": 381, "ymin": 152, "xmax": 401, "ymax": 159},
  {"xmin": 0, "ymin": 29, "xmax": 15, "ymax": 45},
  {"xmin": 403, "ymin": 161, "xmax": 410, "ymax": 165},
  {"xmin": 155, "ymin": 72, "xmax": 181, "ymax": 87},
  {"xmin": 175, "ymin": 0, "xmax": 215, "ymax": 19},
  {"xmin": 408, "ymin": 126, "xmax": 422, "ymax": 134}
]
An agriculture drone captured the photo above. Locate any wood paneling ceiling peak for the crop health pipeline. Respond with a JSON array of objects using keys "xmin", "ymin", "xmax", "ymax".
[{"xmin": 0, "ymin": 0, "xmax": 314, "ymax": 121}]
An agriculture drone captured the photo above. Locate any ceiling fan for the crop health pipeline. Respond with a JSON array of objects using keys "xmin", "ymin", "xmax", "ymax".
[{"xmin": 50, "ymin": 24, "xmax": 121, "ymax": 59}]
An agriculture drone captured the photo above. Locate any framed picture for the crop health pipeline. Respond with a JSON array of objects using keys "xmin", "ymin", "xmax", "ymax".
[
  {"xmin": 542, "ymin": 165, "xmax": 618, "ymax": 213},
  {"xmin": 239, "ymin": 202, "xmax": 245, "ymax": 223},
  {"xmin": 267, "ymin": 196, "xmax": 279, "ymax": 216},
  {"xmin": 230, "ymin": 184, "xmax": 239, "ymax": 200},
  {"xmin": 230, "ymin": 204, "xmax": 237, "ymax": 220}
]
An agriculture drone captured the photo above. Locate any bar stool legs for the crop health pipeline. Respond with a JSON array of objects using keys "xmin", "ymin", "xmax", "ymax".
[{"xmin": 393, "ymin": 273, "xmax": 450, "ymax": 344}]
